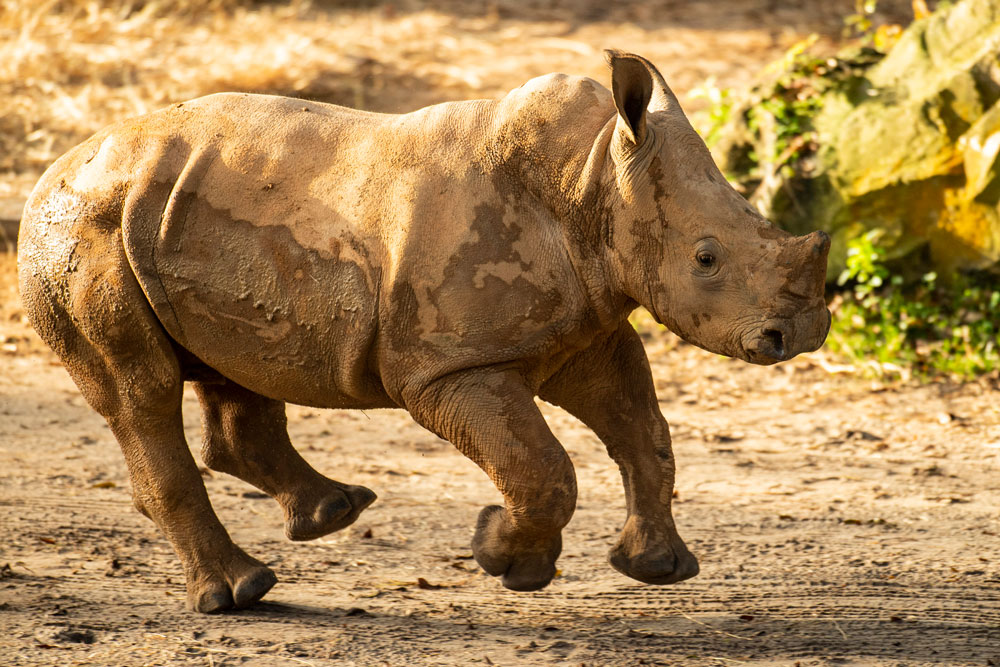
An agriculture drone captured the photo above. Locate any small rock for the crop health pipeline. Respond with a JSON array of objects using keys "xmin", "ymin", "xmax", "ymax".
[
  {"xmin": 846, "ymin": 429, "xmax": 883, "ymax": 441},
  {"xmin": 344, "ymin": 607, "xmax": 371, "ymax": 617},
  {"xmin": 39, "ymin": 627, "xmax": 96, "ymax": 644}
]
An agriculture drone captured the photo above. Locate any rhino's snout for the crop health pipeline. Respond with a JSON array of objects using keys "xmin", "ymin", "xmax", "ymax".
[
  {"xmin": 744, "ymin": 322, "xmax": 789, "ymax": 365},
  {"xmin": 738, "ymin": 229, "xmax": 831, "ymax": 365},
  {"xmin": 743, "ymin": 305, "xmax": 831, "ymax": 365}
]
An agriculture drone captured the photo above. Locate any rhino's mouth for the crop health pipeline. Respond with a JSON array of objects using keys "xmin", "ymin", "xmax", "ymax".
[
  {"xmin": 734, "ymin": 342, "xmax": 753, "ymax": 364},
  {"xmin": 641, "ymin": 296, "xmax": 666, "ymax": 327}
]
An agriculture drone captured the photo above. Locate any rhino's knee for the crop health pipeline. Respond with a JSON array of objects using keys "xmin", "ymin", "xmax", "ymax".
[
  {"xmin": 518, "ymin": 450, "xmax": 577, "ymax": 531},
  {"xmin": 197, "ymin": 400, "xmax": 241, "ymax": 475},
  {"xmin": 200, "ymin": 432, "xmax": 238, "ymax": 476},
  {"xmin": 132, "ymin": 494, "xmax": 151, "ymax": 519}
]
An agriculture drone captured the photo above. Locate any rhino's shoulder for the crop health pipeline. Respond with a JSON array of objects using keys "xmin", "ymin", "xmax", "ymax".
[{"xmin": 505, "ymin": 73, "xmax": 613, "ymax": 113}]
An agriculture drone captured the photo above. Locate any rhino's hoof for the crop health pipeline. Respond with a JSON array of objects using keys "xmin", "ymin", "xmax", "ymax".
[
  {"xmin": 285, "ymin": 484, "xmax": 377, "ymax": 541},
  {"xmin": 192, "ymin": 585, "xmax": 234, "ymax": 614},
  {"xmin": 233, "ymin": 567, "xmax": 279, "ymax": 608},
  {"xmin": 472, "ymin": 505, "xmax": 562, "ymax": 592},
  {"xmin": 500, "ymin": 554, "xmax": 559, "ymax": 592},
  {"xmin": 608, "ymin": 540, "xmax": 700, "ymax": 585},
  {"xmin": 187, "ymin": 560, "xmax": 277, "ymax": 614}
]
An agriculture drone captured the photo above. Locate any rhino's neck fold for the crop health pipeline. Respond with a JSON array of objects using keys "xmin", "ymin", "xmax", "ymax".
[{"xmin": 482, "ymin": 99, "xmax": 634, "ymax": 329}]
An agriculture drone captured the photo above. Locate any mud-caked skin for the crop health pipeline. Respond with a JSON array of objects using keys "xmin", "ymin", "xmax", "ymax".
[{"xmin": 18, "ymin": 50, "xmax": 831, "ymax": 612}]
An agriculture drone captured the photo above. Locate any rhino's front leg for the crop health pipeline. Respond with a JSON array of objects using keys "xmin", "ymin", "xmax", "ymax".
[
  {"xmin": 404, "ymin": 368, "xmax": 577, "ymax": 591},
  {"xmin": 540, "ymin": 323, "xmax": 699, "ymax": 585}
]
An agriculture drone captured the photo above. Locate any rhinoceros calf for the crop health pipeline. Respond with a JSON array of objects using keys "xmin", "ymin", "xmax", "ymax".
[{"xmin": 18, "ymin": 51, "xmax": 830, "ymax": 612}]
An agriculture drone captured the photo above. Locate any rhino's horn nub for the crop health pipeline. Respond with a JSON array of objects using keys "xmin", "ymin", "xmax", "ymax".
[
  {"xmin": 603, "ymin": 49, "xmax": 678, "ymax": 114},
  {"xmin": 785, "ymin": 231, "xmax": 831, "ymax": 298}
]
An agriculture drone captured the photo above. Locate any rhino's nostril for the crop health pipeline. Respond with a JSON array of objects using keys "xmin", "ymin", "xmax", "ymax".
[{"xmin": 762, "ymin": 328, "xmax": 785, "ymax": 359}]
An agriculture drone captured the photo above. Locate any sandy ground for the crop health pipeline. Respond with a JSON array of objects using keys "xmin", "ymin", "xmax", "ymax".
[{"xmin": 3, "ymin": 2, "xmax": 999, "ymax": 665}]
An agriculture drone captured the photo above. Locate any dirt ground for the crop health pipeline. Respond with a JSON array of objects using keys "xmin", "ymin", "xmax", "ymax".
[{"xmin": 3, "ymin": 1, "xmax": 1000, "ymax": 666}]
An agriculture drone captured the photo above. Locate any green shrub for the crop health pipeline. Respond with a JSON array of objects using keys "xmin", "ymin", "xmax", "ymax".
[
  {"xmin": 693, "ymin": 0, "xmax": 1000, "ymax": 380},
  {"xmin": 827, "ymin": 232, "xmax": 1000, "ymax": 379}
]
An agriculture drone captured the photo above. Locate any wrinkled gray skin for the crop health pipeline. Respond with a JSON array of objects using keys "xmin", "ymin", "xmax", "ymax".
[{"xmin": 18, "ymin": 51, "xmax": 831, "ymax": 613}]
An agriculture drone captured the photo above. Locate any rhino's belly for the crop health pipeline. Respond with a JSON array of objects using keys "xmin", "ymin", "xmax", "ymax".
[{"xmin": 127, "ymin": 197, "xmax": 391, "ymax": 409}]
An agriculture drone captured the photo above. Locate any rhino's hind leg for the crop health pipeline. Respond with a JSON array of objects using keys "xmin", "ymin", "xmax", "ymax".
[
  {"xmin": 406, "ymin": 368, "xmax": 576, "ymax": 592},
  {"xmin": 192, "ymin": 381, "xmax": 376, "ymax": 541},
  {"xmin": 18, "ymin": 232, "xmax": 276, "ymax": 613}
]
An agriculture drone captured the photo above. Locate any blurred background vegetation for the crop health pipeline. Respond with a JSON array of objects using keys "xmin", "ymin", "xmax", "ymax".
[
  {"xmin": 701, "ymin": 0, "xmax": 1000, "ymax": 379},
  {"xmin": 1, "ymin": 0, "xmax": 998, "ymax": 380}
]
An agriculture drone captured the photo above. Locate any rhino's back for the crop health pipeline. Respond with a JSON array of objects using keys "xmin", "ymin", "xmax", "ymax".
[{"xmin": 65, "ymin": 93, "xmax": 405, "ymax": 408}]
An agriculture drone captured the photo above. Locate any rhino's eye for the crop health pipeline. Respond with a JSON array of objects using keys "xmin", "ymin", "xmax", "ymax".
[{"xmin": 696, "ymin": 251, "xmax": 715, "ymax": 268}]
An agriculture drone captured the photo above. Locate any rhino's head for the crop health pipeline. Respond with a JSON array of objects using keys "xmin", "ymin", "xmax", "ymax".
[{"xmin": 603, "ymin": 51, "xmax": 830, "ymax": 364}]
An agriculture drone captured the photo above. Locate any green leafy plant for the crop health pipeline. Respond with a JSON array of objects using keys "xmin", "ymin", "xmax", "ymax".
[
  {"xmin": 827, "ymin": 233, "xmax": 1000, "ymax": 379},
  {"xmin": 690, "ymin": 77, "xmax": 734, "ymax": 148},
  {"xmin": 695, "ymin": 0, "xmax": 1000, "ymax": 381},
  {"xmin": 844, "ymin": 0, "xmax": 879, "ymax": 40},
  {"xmin": 745, "ymin": 90, "xmax": 823, "ymax": 176}
]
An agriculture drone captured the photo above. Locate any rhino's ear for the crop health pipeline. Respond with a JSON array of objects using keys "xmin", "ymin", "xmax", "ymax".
[{"xmin": 606, "ymin": 50, "xmax": 653, "ymax": 146}]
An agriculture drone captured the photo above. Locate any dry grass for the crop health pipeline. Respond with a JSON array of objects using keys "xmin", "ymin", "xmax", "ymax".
[
  {"xmin": 0, "ymin": 0, "xmax": 916, "ymax": 203},
  {"xmin": 1, "ymin": 0, "xmax": 359, "ymax": 199}
]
